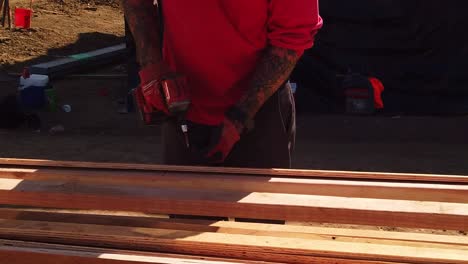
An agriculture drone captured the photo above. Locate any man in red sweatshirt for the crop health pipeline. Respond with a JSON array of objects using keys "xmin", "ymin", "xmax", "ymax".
[{"xmin": 123, "ymin": 0, "xmax": 322, "ymax": 168}]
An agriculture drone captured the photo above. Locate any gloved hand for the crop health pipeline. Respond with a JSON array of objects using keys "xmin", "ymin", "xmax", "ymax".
[
  {"xmin": 137, "ymin": 62, "xmax": 172, "ymax": 115},
  {"xmin": 201, "ymin": 117, "xmax": 243, "ymax": 163}
]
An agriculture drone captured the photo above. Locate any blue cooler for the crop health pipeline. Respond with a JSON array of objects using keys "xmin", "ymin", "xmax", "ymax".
[{"xmin": 19, "ymin": 73, "xmax": 49, "ymax": 109}]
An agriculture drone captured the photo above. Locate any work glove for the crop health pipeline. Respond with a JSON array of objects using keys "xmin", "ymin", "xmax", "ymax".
[
  {"xmin": 137, "ymin": 63, "xmax": 172, "ymax": 116},
  {"xmin": 135, "ymin": 63, "xmax": 190, "ymax": 125},
  {"xmin": 200, "ymin": 117, "xmax": 242, "ymax": 164}
]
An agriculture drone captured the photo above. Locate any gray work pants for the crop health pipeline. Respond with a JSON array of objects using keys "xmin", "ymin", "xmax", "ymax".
[{"xmin": 161, "ymin": 85, "xmax": 296, "ymax": 169}]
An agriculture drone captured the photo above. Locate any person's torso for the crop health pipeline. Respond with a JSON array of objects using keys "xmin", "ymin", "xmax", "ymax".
[{"xmin": 161, "ymin": 0, "xmax": 269, "ymax": 125}]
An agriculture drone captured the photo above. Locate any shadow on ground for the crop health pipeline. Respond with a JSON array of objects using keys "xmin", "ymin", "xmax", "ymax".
[{"xmin": 1, "ymin": 31, "xmax": 125, "ymax": 75}]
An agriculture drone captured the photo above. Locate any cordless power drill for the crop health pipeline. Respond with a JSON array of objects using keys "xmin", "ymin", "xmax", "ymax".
[{"xmin": 134, "ymin": 74, "xmax": 191, "ymax": 147}]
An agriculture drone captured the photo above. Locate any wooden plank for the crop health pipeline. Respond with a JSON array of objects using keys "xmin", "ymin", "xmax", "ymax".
[
  {"xmin": 0, "ymin": 247, "xmax": 241, "ymax": 264},
  {"xmin": 0, "ymin": 208, "xmax": 466, "ymax": 249},
  {"xmin": 0, "ymin": 239, "xmax": 396, "ymax": 264},
  {"xmin": 0, "ymin": 219, "xmax": 466, "ymax": 264},
  {"xmin": 0, "ymin": 239, "xmax": 279, "ymax": 264},
  {"xmin": 1, "ymin": 167, "xmax": 467, "ymax": 203},
  {"xmin": 28, "ymin": 44, "xmax": 126, "ymax": 78},
  {"xmin": 0, "ymin": 179, "xmax": 467, "ymax": 230},
  {"xmin": 1, "ymin": 158, "xmax": 467, "ymax": 183}
]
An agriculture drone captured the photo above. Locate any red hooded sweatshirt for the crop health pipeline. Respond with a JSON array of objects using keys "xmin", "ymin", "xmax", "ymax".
[{"xmin": 162, "ymin": 0, "xmax": 322, "ymax": 125}]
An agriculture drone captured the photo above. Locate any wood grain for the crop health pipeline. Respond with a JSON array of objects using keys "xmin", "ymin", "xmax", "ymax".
[
  {"xmin": 0, "ymin": 179, "xmax": 467, "ymax": 230},
  {"xmin": 1, "ymin": 167, "xmax": 467, "ymax": 203},
  {"xmin": 0, "ymin": 208, "xmax": 465, "ymax": 249},
  {"xmin": 0, "ymin": 219, "xmax": 466, "ymax": 264},
  {"xmin": 0, "ymin": 239, "xmax": 399, "ymax": 264},
  {"xmin": 1, "ymin": 158, "xmax": 467, "ymax": 183},
  {"xmin": 0, "ymin": 158, "xmax": 466, "ymax": 263},
  {"xmin": 0, "ymin": 239, "xmax": 279, "ymax": 264}
]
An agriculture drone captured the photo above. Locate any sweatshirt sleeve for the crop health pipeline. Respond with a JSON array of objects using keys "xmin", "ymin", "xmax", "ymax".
[{"xmin": 268, "ymin": 0, "xmax": 323, "ymax": 56}]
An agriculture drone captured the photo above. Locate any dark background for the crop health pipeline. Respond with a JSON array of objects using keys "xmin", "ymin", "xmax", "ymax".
[{"xmin": 292, "ymin": 0, "xmax": 468, "ymax": 114}]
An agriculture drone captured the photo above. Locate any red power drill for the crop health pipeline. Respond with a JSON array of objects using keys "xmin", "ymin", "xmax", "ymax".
[{"xmin": 134, "ymin": 74, "xmax": 191, "ymax": 147}]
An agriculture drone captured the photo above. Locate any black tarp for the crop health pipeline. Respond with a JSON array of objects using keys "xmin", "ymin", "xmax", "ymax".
[{"xmin": 293, "ymin": 0, "xmax": 468, "ymax": 114}]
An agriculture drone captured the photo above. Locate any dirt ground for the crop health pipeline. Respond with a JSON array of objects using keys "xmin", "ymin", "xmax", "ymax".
[
  {"xmin": 0, "ymin": 0, "xmax": 124, "ymax": 72},
  {"xmin": 1, "ymin": 73, "xmax": 468, "ymax": 175},
  {"xmin": 1, "ymin": 0, "xmax": 468, "ymax": 176}
]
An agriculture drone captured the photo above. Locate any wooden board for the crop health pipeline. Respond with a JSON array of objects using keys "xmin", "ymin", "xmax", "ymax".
[
  {"xmin": 1, "ymin": 167, "xmax": 467, "ymax": 203},
  {"xmin": 0, "ymin": 239, "xmax": 401, "ymax": 264},
  {"xmin": 0, "ymin": 179, "xmax": 467, "ymax": 230},
  {"xmin": 0, "ymin": 159, "xmax": 466, "ymax": 263},
  {"xmin": 0, "ymin": 208, "xmax": 466, "ymax": 248},
  {"xmin": 28, "ymin": 44, "xmax": 126, "ymax": 79},
  {"xmin": 0, "ymin": 239, "xmax": 281, "ymax": 264},
  {"xmin": 1, "ymin": 158, "xmax": 467, "ymax": 183},
  {"xmin": 0, "ymin": 219, "xmax": 466, "ymax": 264}
]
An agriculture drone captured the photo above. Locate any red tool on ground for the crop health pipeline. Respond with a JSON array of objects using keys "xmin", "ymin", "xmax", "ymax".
[{"xmin": 342, "ymin": 73, "xmax": 385, "ymax": 115}]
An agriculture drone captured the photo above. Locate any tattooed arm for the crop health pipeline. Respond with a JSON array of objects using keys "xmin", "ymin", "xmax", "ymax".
[
  {"xmin": 203, "ymin": 46, "xmax": 300, "ymax": 163},
  {"xmin": 204, "ymin": 0, "xmax": 321, "ymax": 162},
  {"xmin": 121, "ymin": 0, "xmax": 162, "ymax": 67},
  {"xmin": 225, "ymin": 0, "xmax": 322, "ymax": 132},
  {"xmin": 122, "ymin": 1, "xmax": 175, "ymax": 118},
  {"xmin": 227, "ymin": 46, "xmax": 300, "ymax": 132}
]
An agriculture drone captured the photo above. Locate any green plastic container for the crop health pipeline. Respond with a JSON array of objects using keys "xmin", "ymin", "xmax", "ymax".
[{"xmin": 45, "ymin": 86, "xmax": 58, "ymax": 112}]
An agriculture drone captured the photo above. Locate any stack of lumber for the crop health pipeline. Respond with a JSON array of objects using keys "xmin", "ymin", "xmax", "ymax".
[{"xmin": 0, "ymin": 158, "xmax": 466, "ymax": 264}]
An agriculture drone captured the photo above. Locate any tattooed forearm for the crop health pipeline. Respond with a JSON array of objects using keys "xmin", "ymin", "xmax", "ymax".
[
  {"xmin": 121, "ymin": 0, "xmax": 162, "ymax": 67},
  {"xmin": 228, "ymin": 46, "xmax": 300, "ymax": 131}
]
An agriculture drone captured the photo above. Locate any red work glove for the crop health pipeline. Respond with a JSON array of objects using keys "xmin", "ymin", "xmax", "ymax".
[
  {"xmin": 137, "ymin": 63, "xmax": 172, "ymax": 115},
  {"xmin": 202, "ymin": 118, "xmax": 242, "ymax": 163}
]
